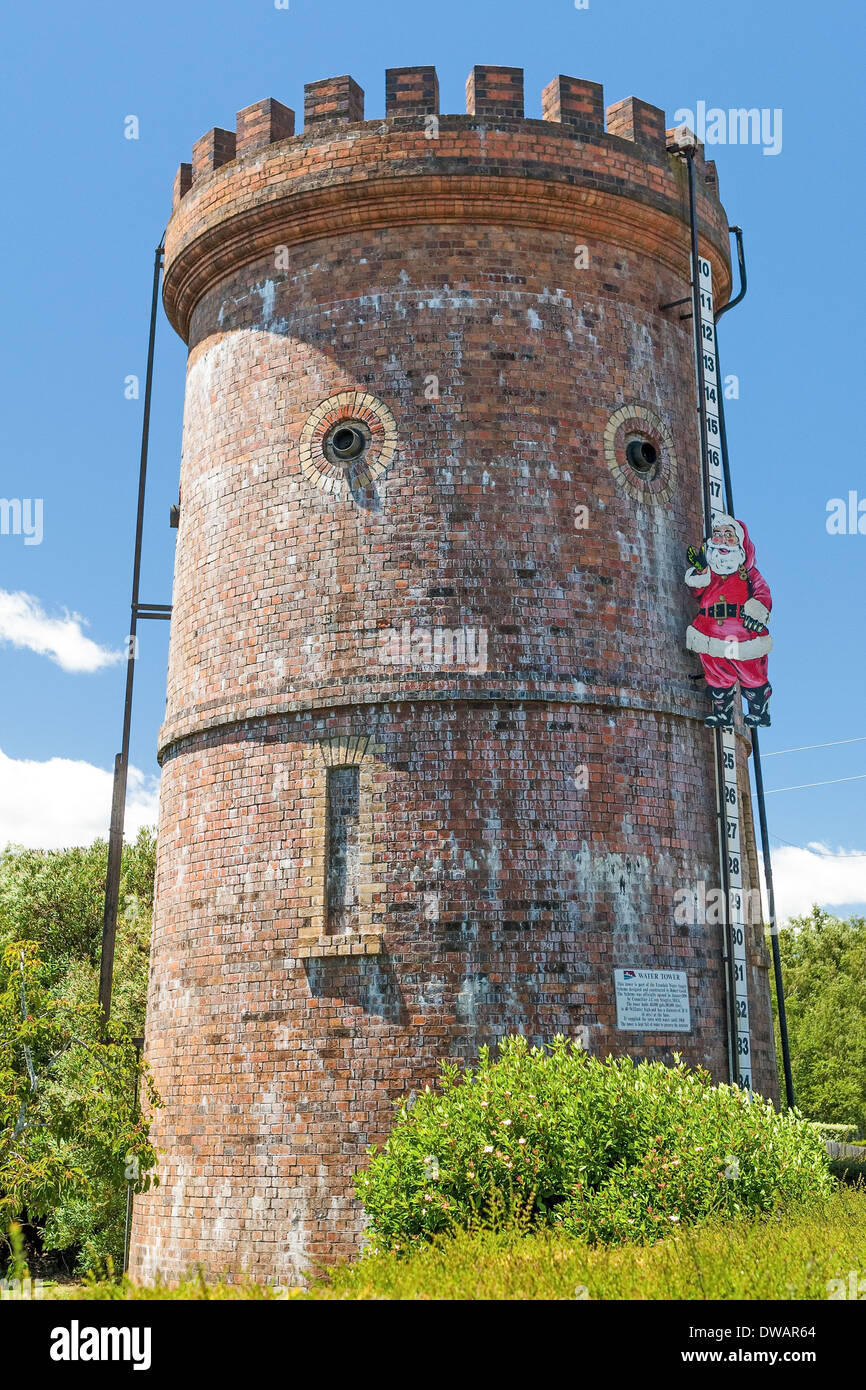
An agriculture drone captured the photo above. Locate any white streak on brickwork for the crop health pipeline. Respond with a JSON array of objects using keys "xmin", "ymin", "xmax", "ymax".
[
  {"xmin": 562, "ymin": 841, "xmax": 662, "ymax": 934},
  {"xmin": 576, "ymin": 307, "xmax": 600, "ymax": 351},
  {"xmin": 256, "ymin": 279, "xmax": 276, "ymax": 325},
  {"xmin": 457, "ymin": 975, "xmax": 477, "ymax": 1025}
]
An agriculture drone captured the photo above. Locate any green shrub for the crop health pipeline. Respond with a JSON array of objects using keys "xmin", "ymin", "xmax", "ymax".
[
  {"xmin": 0, "ymin": 831, "xmax": 156, "ymax": 1273},
  {"xmin": 355, "ymin": 1036, "xmax": 833, "ymax": 1253},
  {"xmin": 0, "ymin": 941, "xmax": 160, "ymax": 1277},
  {"xmin": 0, "ymin": 830, "xmax": 155, "ymax": 993},
  {"xmin": 830, "ymin": 1158, "xmax": 866, "ymax": 1185},
  {"xmin": 809, "ymin": 1122, "xmax": 859, "ymax": 1142},
  {"xmin": 773, "ymin": 910, "xmax": 866, "ymax": 1135}
]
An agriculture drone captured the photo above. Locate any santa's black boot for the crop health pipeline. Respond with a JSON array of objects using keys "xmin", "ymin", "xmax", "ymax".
[
  {"xmin": 704, "ymin": 686, "xmax": 735, "ymax": 730},
  {"xmin": 744, "ymin": 682, "xmax": 772, "ymax": 728}
]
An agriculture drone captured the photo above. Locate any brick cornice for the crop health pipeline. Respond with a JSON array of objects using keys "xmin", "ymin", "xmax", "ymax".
[
  {"xmin": 157, "ymin": 680, "xmax": 723, "ymax": 762},
  {"xmin": 163, "ymin": 122, "xmax": 731, "ymax": 342}
]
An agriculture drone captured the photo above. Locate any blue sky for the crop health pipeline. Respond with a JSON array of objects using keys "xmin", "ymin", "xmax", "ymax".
[{"xmin": 1, "ymin": 0, "xmax": 863, "ymax": 918}]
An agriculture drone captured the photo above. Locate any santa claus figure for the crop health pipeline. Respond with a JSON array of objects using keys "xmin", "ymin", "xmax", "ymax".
[{"xmin": 685, "ymin": 514, "xmax": 773, "ymax": 730}]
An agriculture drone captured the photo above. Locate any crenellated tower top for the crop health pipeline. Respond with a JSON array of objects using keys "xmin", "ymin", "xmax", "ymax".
[{"xmin": 163, "ymin": 65, "xmax": 730, "ymax": 342}]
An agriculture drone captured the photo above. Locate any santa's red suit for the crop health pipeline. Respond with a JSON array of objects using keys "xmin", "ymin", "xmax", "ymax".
[{"xmin": 685, "ymin": 516, "xmax": 772, "ymax": 691}]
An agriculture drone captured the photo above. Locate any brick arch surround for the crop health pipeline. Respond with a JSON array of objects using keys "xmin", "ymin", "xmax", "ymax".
[{"xmin": 130, "ymin": 66, "xmax": 778, "ymax": 1283}]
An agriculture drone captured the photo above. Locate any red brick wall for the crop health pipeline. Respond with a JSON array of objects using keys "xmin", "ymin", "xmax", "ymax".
[{"xmin": 130, "ymin": 68, "xmax": 777, "ymax": 1285}]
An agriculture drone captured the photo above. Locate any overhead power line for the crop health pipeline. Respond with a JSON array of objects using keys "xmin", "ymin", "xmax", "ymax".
[
  {"xmin": 763, "ymin": 735, "xmax": 866, "ymax": 758},
  {"xmin": 769, "ymin": 833, "xmax": 866, "ymax": 859},
  {"xmin": 765, "ymin": 772, "xmax": 866, "ymax": 794}
]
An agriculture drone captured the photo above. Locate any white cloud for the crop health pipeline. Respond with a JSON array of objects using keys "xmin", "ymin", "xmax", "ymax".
[
  {"xmin": 0, "ymin": 590, "xmax": 123, "ymax": 673},
  {"xmin": 2, "ymin": 742, "xmax": 860, "ymax": 922},
  {"xmin": 769, "ymin": 842, "xmax": 866, "ymax": 923},
  {"xmin": 0, "ymin": 748, "xmax": 159, "ymax": 850}
]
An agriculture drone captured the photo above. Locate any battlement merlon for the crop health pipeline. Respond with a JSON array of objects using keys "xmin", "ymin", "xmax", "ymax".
[{"xmin": 163, "ymin": 66, "xmax": 731, "ymax": 343}]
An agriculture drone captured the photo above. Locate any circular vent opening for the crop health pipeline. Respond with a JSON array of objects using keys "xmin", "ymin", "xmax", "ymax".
[
  {"xmin": 323, "ymin": 420, "xmax": 371, "ymax": 466},
  {"xmin": 625, "ymin": 438, "xmax": 659, "ymax": 476}
]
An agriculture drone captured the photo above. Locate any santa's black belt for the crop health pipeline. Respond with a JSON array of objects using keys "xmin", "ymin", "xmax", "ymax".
[{"xmin": 699, "ymin": 603, "xmax": 740, "ymax": 618}]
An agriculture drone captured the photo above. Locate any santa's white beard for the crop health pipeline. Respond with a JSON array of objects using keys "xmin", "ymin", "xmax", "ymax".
[{"xmin": 706, "ymin": 541, "xmax": 745, "ymax": 576}]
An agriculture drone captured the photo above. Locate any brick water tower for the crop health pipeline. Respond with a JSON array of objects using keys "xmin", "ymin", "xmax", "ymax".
[{"xmin": 130, "ymin": 66, "xmax": 778, "ymax": 1282}]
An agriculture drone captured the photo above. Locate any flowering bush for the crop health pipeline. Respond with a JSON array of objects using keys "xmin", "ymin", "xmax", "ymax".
[{"xmin": 355, "ymin": 1036, "xmax": 833, "ymax": 1251}]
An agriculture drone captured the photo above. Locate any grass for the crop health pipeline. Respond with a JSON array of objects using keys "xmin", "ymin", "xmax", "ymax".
[{"xmin": 42, "ymin": 1186, "xmax": 866, "ymax": 1301}]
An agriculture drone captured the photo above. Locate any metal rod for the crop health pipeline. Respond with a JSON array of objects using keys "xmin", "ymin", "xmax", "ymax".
[
  {"xmin": 99, "ymin": 239, "xmax": 164, "ymax": 1024},
  {"xmin": 683, "ymin": 147, "xmax": 741, "ymax": 1085},
  {"xmin": 751, "ymin": 736, "xmax": 796, "ymax": 1108},
  {"xmin": 686, "ymin": 152, "xmax": 714, "ymax": 535},
  {"xmin": 713, "ymin": 231, "xmax": 743, "ymax": 509},
  {"xmin": 711, "ymin": 730, "xmax": 737, "ymax": 1085},
  {"xmin": 714, "ymin": 734, "xmax": 740, "ymax": 1089},
  {"xmin": 711, "ymin": 226, "xmax": 795, "ymax": 1108},
  {"xmin": 715, "ymin": 225, "xmax": 747, "ymax": 321},
  {"xmin": 714, "ymin": 357, "xmax": 735, "ymax": 521},
  {"xmin": 122, "ymin": 1035, "xmax": 145, "ymax": 1274}
]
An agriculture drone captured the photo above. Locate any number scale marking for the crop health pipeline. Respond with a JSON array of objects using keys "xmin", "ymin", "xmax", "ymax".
[{"xmin": 698, "ymin": 255, "xmax": 751, "ymax": 1089}]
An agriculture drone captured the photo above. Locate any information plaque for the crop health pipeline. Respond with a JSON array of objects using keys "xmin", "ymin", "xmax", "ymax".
[{"xmin": 614, "ymin": 968, "xmax": 691, "ymax": 1032}]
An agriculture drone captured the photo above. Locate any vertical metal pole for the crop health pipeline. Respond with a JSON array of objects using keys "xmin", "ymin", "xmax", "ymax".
[
  {"xmin": 122, "ymin": 1035, "xmax": 145, "ymax": 1274},
  {"xmin": 750, "ymin": 737, "xmax": 796, "ymax": 1108},
  {"xmin": 684, "ymin": 149, "xmax": 741, "ymax": 1086},
  {"xmin": 711, "ymin": 227, "xmax": 796, "ymax": 1108},
  {"xmin": 99, "ymin": 241, "xmax": 164, "ymax": 1024},
  {"xmin": 714, "ymin": 228, "xmax": 745, "ymax": 511},
  {"xmin": 686, "ymin": 151, "xmax": 713, "ymax": 535}
]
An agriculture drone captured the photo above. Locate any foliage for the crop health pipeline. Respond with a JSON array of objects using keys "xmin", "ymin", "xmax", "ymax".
[
  {"xmin": 322, "ymin": 1188, "xmax": 866, "ymax": 1301},
  {"xmin": 48, "ymin": 1269, "xmax": 300, "ymax": 1301},
  {"xmin": 774, "ymin": 909, "xmax": 866, "ymax": 1135},
  {"xmin": 49, "ymin": 1188, "xmax": 866, "ymax": 1301},
  {"xmin": 0, "ymin": 830, "xmax": 158, "ymax": 1275},
  {"xmin": 809, "ymin": 1122, "xmax": 858, "ymax": 1142},
  {"xmin": 0, "ymin": 829, "xmax": 155, "ymax": 1019},
  {"xmin": 831, "ymin": 1157, "xmax": 866, "ymax": 1185},
  {"xmin": 355, "ymin": 1036, "xmax": 833, "ymax": 1253}
]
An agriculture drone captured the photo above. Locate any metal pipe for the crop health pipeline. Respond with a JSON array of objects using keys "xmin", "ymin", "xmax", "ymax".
[
  {"xmin": 122, "ymin": 1035, "xmax": 145, "ymax": 1274},
  {"xmin": 711, "ymin": 226, "xmax": 796, "ymax": 1108},
  {"xmin": 98, "ymin": 239, "xmax": 164, "ymax": 1024},
  {"xmin": 686, "ymin": 151, "xmax": 713, "ymax": 534},
  {"xmin": 683, "ymin": 148, "xmax": 741, "ymax": 1085},
  {"xmin": 751, "ymin": 738, "xmax": 796, "ymax": 1108},
  {"xmin": 714, "ymin": 228, "xmax": 744, "ymax": 509},
  {"xmin": 712, "ymin": 729, "xmax": 738, "ymax": 1086},
  {"xmin": 715, "ymin": 225, "xmax": 747, "ymax": 321}
]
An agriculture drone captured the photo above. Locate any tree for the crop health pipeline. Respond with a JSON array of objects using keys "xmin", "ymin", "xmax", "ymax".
[
  {"xmin": 0, "ymin": 941, "xmax": 159, "ymax": 1273},
  {"xmin": 0, "ymin": 827, "xmax": 153, "ymax": 973},
  {"xmin": 0, "ymin": 830, "xmax": 158, "ymax": 1273},
  {"xmin": 773, "ymin": 908, "xmax": 866, "ymax": 1134}
]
